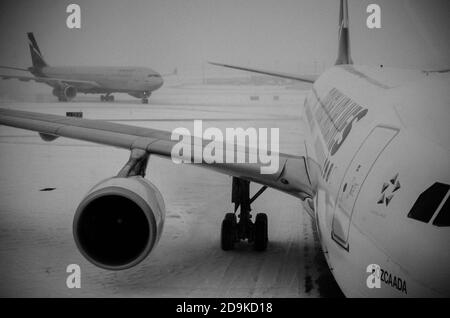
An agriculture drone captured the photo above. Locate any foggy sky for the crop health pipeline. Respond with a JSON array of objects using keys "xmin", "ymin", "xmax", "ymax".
[{"xmin": 0, "ymin": 0, "xmax": 449, "ymax": 74}]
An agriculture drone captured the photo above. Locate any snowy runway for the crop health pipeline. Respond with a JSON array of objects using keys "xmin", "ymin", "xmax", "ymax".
[{"xmin": 0, "ymin": 85, "xmax": 342, "ymax": 297}]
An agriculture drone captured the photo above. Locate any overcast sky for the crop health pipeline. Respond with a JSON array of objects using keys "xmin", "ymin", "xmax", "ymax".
[{"xmin": 0, "ymin": 0, "xmax": 449, "ymax": 74}]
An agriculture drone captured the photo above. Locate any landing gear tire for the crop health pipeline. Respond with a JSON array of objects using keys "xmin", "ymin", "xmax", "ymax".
[
  {"xmin": 100, "ymin": 95, "xmax": 105, "ymax": 101},
  {"xmin": 142, "ymin": 98, "xmax": 149, "ymax": 104},
  {"xmin": 254, "ymin": 213, "xmax": 268, "ymax": 251},
  {"xmin": 58, "ymin": 96, "xmax": 67, "ymax": 102},
  {"xmin": 221, "ymin": 213, "xmax": 237, "ymax": 251}
]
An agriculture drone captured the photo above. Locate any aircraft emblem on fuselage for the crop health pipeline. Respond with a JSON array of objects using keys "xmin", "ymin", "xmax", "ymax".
[{"xmin": 377, "ymin": 173, "xmax": 401, "ymax": 206}]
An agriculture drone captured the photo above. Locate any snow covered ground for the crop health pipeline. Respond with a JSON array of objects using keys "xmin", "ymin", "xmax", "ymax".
[{"xmin": 0, "ymin": 84, "xmax": 343, "ymax": 297}]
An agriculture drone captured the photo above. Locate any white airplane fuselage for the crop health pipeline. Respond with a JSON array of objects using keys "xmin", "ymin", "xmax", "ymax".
[
  {"xmin": 37, "ymin": 66, "xmax": 164, "ymax": 95},
  {"xmin": 301, "ymin": 64, "xmax": 450, "ymax": 297}
]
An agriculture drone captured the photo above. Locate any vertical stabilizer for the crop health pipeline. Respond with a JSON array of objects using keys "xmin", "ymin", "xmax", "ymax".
[
  {"xmin": 335, "ymin": 0, "xmax": 353, "ymax": 65},
  {"xmin": 27, "ymin": 32, "xmax": 48, "ymax": 69}
]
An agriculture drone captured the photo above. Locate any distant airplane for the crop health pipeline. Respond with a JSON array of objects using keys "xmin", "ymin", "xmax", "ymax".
[
  {"xmin": 0, "ymin": 1, "xmax": 449, "ymax": 297},
  {"xmin": 0, "ymin": 33, "xmax": 165, "ymax": 104}
]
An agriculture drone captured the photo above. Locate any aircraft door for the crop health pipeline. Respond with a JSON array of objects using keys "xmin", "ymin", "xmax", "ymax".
[{"xmin": 331, "ymin": 126, "xmax": 398, "ymax": 250}]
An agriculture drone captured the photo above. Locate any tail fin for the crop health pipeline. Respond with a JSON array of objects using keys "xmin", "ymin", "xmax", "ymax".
[
  {"xmin": 335, "ymin": 0, "xmax": 353, "ymax": 65},
  {"xmin": 27, "ymin": 32, "xmax": 48, "ymax": 69}
]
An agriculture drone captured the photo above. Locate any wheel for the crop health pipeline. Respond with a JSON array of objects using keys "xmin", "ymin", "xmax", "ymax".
[
  {"xmin": 58, "ymin": 96, "xmax": 67, "ymax": 102},
  {"xmin": 100, "ymin": 95, "xmax": 105, "ymax": 101},
  {"xmin": 254, "ymin": 213, "xmax": 268, "ymax": 251},
  {"xmin": 142, "ymin": 98, "xmax": 149, "ymax": 104},
  {"xmin": 106, "ymin": 95, "xmax": 114, "ymax": 102},
  {"xmin": 221, "ymin": 213, "xmax": 236, "ymax": 251}
]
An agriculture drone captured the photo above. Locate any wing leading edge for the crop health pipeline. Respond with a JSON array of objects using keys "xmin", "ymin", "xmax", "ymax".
[
  {"xmin": 0, "ymin": 74, "xmax": 100, "ymax": 90},
  {"xmin": 0, "ymin": 108, "xmax": 319, "ymax": 199},
  {"xmin": 209, "ymin": 62, "xmax": 318, "ymax": 84}
]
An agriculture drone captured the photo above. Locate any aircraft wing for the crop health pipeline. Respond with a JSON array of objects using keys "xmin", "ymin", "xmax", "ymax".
[
  {"xmin": 0, "ymin": 74, "xmax": 100, "ymax": 90},
  {"xmin": 0, "ymin": 66, "xmax": 30, "ymax": 72},
  {"xmin": 209, "ymin": 62, "xmax": 318, "ymax": 83},
  {"xmin": 0, "ymin": 108, "xmax": 319, "ymax": 200},
  {"xmin": 423, "ymin": 68, "xmax": 450, "ymax": 75}
]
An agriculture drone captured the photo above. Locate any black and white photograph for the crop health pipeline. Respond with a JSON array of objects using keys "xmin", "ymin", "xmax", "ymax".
[{"xmin": 0, "ymin": 0, "xmax": 449, "ymax": 302}]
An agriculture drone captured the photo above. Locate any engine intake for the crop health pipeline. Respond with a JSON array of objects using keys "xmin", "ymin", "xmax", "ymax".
[
  {"xmin": 52, "ymin": 85, "xmax": 77, "ymax": 101},
  {"xmin": 63, "ymin": 85, "xmax": 77, "ymax": 99},
  {"xmin": 73, "ymin": 176, "xmax": 165, "ymax": 270}
]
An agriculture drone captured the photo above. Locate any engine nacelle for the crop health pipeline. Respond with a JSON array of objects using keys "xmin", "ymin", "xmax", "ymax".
[
  {"xmin": 63, "ymin": 85, "xmax": 77, "ymax": 99},
  {"xmin": 73, "ymin": 176, "xmax": 165, "ymax": 270},
  {"xmin": 52, "ymin": 85, "xmax": 77, "ymax": 101},
  {"xmin": 39, "ymin": 132, "xmax": 59, "ymax": 142}
]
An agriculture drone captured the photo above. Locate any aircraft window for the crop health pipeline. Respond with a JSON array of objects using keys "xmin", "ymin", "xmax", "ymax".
[
  {"xmin": 433, "ymin": 196, "xmax": 450, "ymax": 227},
  {"xmin": 407, "ymin": 182, "xmax": 449, "ymax": 223}
]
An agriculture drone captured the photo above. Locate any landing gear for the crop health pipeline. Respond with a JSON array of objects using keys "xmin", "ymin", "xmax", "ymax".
[
  {"xmin": 221, "ymin": 213, "xmax": 237, "ymax": 251},
  {"xmin": 220, "ymin": 177, "xmax": 269, "ymax": 251},
  {"xmin": 141, "ymin": 91, "xmax": 151, "ymax": 104},
  {"xmin": 254, "ymin": 213, "xmax": 268, "ymax": 251},
  {"xmin": 58, "ymin": 96, "xmax": 67, "ymax": 102},
  {"xmin": 100, "ymin": 94, "xmax": 114, "ymax": 102}
]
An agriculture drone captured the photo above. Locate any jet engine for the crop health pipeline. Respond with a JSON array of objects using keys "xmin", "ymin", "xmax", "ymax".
[
  {"xmin": 39, "ymin": 132, "xmax": 58, "ymax": 142},
  {"xmin": 63, "ymin": 85, "xmax": 77, "ymax": 100},
  {"xmin": 52, "ymin": 85, "xmax": 77, "ymax": 101},
  {"xmin": 73, "ymin": 176, "xmax": 165, "ymax": 270}
]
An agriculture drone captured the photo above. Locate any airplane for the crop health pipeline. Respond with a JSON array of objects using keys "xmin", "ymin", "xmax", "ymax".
[
  {"xmin": 0, "ymin": 33, "xmax": 164, "ymax": 104},
  {"xmin": 0, "ymin": 0, "xmax": 449, "ymax": 297}
]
